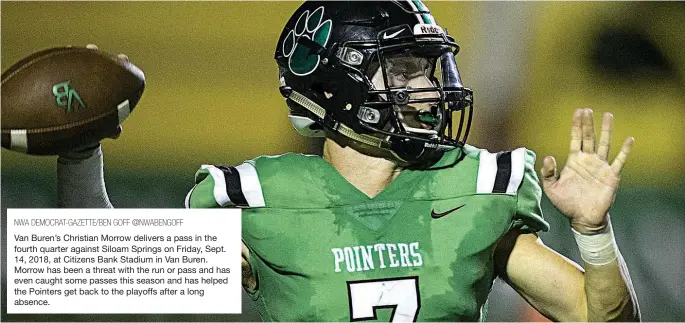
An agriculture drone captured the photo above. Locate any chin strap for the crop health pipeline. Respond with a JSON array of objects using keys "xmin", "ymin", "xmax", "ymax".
[{"xmin": 287, "ymin": 89, "xmax": 388, "ymax": 149}]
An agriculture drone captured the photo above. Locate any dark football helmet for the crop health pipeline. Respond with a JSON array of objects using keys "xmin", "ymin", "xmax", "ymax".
[{"xmin": 275, "ymin": 1, "xmax": 473, "ymax": 164}]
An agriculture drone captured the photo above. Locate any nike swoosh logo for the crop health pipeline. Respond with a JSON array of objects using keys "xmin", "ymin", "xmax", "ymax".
[
  {"xmin": 383, "ymin": 29, "xmax": 405, "ymax": 39},
  {"xmin": 431, "ymin": 204, "xmax": 466, "ymax": 219}
]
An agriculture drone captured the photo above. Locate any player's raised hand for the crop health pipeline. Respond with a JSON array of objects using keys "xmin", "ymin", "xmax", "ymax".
[{"xmin": 539, "ymin": 109, "xmax": 634, "ymax": 234}]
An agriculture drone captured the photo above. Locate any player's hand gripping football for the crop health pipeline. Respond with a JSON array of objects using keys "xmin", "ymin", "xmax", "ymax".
[
  {"xmin": 58, "ymin": 44, "xmax": 128, "ymax": 159},
  {"xmin": 540, "ymin": 109, "xmax": 634, "ymax": 234}
]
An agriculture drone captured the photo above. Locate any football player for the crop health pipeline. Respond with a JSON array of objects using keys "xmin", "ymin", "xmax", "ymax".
[{"xmin": 58, "ymin": 1, "xmax": 640, "ymax": 321}]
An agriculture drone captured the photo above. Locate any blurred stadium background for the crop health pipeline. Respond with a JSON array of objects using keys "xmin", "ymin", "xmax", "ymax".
[{"xmin": 2, "ymin": 2, "xmax": 683, "ymax": 321}]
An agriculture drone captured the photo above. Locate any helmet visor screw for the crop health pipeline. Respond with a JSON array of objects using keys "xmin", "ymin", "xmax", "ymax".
[
  {"xmin": 350, "ymin": 52, "xmax": 361, "ymax": 64},
  {"xmin": 394, "ymin": 90, "xmax": 409, "ymax": 105}
]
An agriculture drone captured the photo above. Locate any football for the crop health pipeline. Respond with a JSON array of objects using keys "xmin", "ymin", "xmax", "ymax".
[{"xmin": 1, "ymin": 46, "xmax": 145, "ymax": 155}]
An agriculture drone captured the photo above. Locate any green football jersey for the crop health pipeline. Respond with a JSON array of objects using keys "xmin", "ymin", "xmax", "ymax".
[{"xmin": 186, "ymin": 145, "xmax": 549, "ymax": 322}]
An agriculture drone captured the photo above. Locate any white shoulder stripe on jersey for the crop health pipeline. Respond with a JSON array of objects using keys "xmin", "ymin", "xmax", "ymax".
[
  {"xmin": 184, "ymin": 186, "xmax": 195, "ymax": 209},
  {"xmin": 476, "ymin": 150, "xmax": 498, "ymax": 194},
  {"xmin": 235, "ymin": 163, "xmax": 266, "ymax": 207},
  {"xmin": 201, "ymin": 165, "xmax": 232, "ymax": 207},
  {"xmin": 506, "ymin": 148, "xmax": 526, "ymax": 195}
]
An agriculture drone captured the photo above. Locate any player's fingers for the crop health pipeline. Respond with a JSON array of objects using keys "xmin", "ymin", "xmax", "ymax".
[
  {"xmin": 570, "ymin": 109, "xmax": 583, "ymax": 153},
  {"xmin": 241, "ymin": 242, "xmax": 250, "ymax": 261},
  {"xmin": 86, "ymin": 44, "xmax": 98, "ymax": 50},
  {"xmin": 597, "ymin": 112, "xmax": 613, "ymax": 161},
  {"xmin": 581, "ymin": 108, "xmax": 595, "ymax": 153},
  {"xmin": 611, "ymin": 137, "xmax": 634, "ymax": 174},
  {"xmin": 540, "ymin": 156, "xmax": 558, "ymax": 191},
  {"xmin": 241, "ymin": 258, "xmax": 256, "ymax": 290},
  {"xmin": 117, "ymin": 53, "xmax": 129, "ymax": 63}
]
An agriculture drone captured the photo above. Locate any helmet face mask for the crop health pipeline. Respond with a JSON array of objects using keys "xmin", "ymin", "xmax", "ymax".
[
  {"xmin": 370, "ymin": 53, "xmax": 441, "ymax": 133},
  {"xmin": 276, "ymin": 1, "xmax": 473, "ymax": 165}
]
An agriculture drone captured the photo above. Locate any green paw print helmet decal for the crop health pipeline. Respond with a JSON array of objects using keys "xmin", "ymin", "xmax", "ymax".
[{"xmin": 282, "ymin": 6, "xmax": 332, "ymax": 76}]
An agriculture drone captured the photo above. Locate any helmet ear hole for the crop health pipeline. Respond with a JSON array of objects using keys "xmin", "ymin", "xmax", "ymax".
[
  {"xmin": 311, "ymin": 82, "xmax": 324, "ymax": 94},
  {"xmin": 310, "ymin": 82, "xmax": 330, "ymax": 98},
  {"xmin": 312, "ymin": 82, "xmax": 339, "ymax": 100}
]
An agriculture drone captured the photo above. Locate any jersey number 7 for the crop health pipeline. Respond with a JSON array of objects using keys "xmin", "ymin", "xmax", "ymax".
[{"xmin": 347, "ymin": 276, "xmax": 421, "ymax": 322}]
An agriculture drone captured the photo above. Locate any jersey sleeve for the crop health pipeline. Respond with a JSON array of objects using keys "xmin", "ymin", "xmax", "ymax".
[
  {"xmin": 513, "ymin": 149, "xmax": 550, "ymax": 233},
  {"xmin": 185, "ymin": 163, "xmax": 265, "ymax": 209}
]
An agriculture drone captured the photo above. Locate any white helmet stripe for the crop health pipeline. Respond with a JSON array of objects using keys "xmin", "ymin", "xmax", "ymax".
[
  {"xmin": 404, "ymin": 0, "xmax": 424, "ymax": 25},
  {"xmin": 405, "ymin": 0, "xmax": 436, "ymax": 25}
]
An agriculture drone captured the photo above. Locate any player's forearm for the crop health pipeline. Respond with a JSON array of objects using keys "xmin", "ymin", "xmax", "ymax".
[
  {"xmin": 583, "ymin": 254, "xmax": 639, "ymax": 322},
  {"xmin": 57, "ymin": 145, "xmax": 114, "ymax": 208},
  {"xmin": 574, "ymin": 220, "xmax": 640, "ymax": 321}
]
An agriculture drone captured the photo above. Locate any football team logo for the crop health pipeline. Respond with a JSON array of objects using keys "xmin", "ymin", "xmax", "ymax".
[
  {"xmin": 281, "ymin": 6, "xmax": 332, "ymax": 76},
  {"xmin": 52, "ymin": 80, "xmax": 87, "ymax": 113}
]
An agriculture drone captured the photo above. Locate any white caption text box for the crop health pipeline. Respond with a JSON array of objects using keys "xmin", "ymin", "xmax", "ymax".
[{"xmin": 7, "ymin": 208, "xmax": 241, "ymax": 314}]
